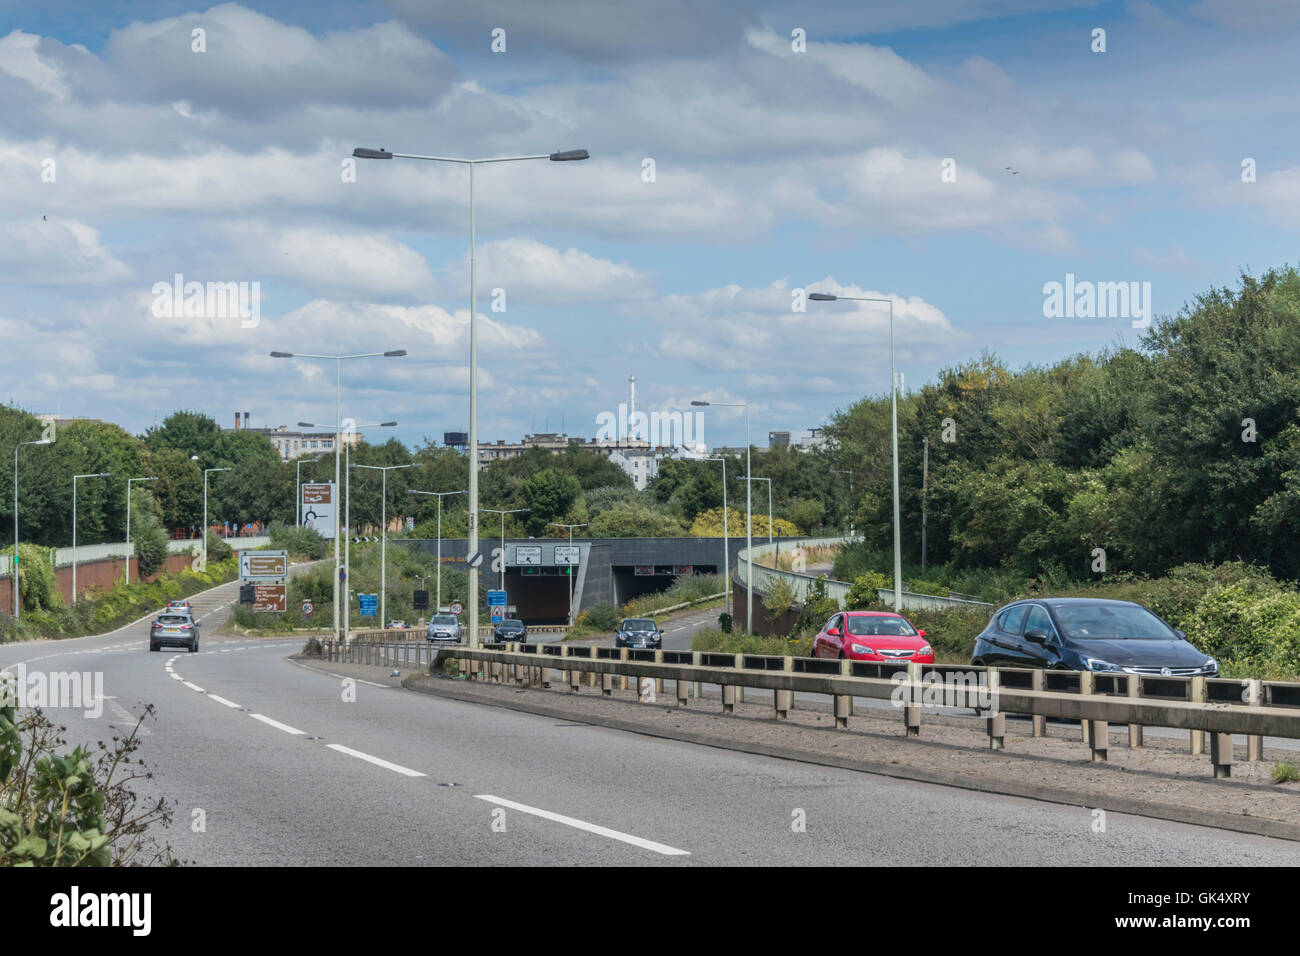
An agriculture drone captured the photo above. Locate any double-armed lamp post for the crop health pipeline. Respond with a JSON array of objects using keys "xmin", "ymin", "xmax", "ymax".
[{"xmin": 352, "ymin": 143, "xmax": 588, "ymax": 649}]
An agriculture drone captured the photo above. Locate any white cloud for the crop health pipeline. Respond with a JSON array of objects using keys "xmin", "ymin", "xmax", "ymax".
[
  {"xmin": 443, "ymin": 237, "xmax": 655, "ymax": 304},
  {"xmin": 0, "ymin": 218, "xmax": 130, "ymax": 284}
]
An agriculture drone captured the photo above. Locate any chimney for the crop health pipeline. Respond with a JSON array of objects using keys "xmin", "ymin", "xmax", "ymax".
[
  {"xmin": 244, "ymin": 411, "xmax": 250, "ymax": 430},
  {"xmin": 234, "ymin": 412, "xmax": 240, "ymax": 430}
]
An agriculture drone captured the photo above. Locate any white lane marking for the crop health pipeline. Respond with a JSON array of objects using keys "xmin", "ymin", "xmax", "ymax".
[
  {"xmin": 326, "ymin": 744, "xmax": 426, "ymax": 778},
  {"xmin": 182, "ymin": 681, "xmax": 205, "ymax": 693},
  {"xmin": 249, "ymin": 713, "xmax": 306, "ymax": 735},
  {"xmin": 170, "ymin": 673, "xmax": 183, "ymax": 681},
  {"xmin": 207, "ymin": 694, "xmax": 241, "ymax": 709},
  {"xmin": 473, "ymin": 794, "xmax": 690, "ymax": 857}
]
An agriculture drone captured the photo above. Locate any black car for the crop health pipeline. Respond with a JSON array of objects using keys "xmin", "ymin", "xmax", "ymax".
[
  {"xmin": 971, "ymin": 598, "xmax": 1217, "ymax": 676},
  {"xmin": 151, "ymin": 611, "xmax": 200, "ymax": 653},
  {"xmin": 493, "ymin": 618, "xmax": 528, "ymax": 643},
  {"xmin": 614, "ymin": 618, "xmax": 662, "ymax": 649}
]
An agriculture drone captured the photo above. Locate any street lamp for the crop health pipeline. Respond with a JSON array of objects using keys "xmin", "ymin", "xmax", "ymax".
[
  {"xmin": 408, "ymin": 489, "xmax": 465, "ymax": 611},
  {"xmin": 809, "ymin": 291, "xmax": 902, "ymax": 611},
  {"xmin": 350, "ymin": 462, "xmax": 415, "ymax": 628},
  {"xmin": 300, "ymin": 419, "xmax": 397, "ymax": 637},
  {"xmin": 480, "ymin": 507, "xmax": 529, "ymax": 628},
  {"xmin": 71, "ymin": 471, "xmax": 110, "ymax": 605},
  {"xmin": 12, "ymin": 438, "xmax": 53, "ymax": 619},
  {"xmin": 296, "ymin": 455, "xmax": 324, "ymax": 528},
  {"xmin": 125, "ymin": 477, "xmax": 159, "ymax": 586},
  {"xmin": 547, "ymin": 522, "xmax": 588, "ymax": 624},
  {"xmin": 274, "ymin": 352, "xmax": 404, "ymax": 644},
  {"xmin": 201, "ymin": 467, "xmax": 232, "ymax": 571},
  {"xmin": 353, "ymin": 143, "xmax": 588, "ymax": 649},
  {"xmin": 693, "ymin": 399, "xmax": 752, "ymax": 633},
  {"xmin": 698, "ymin": 455, "xmax": 730, "ymax": 616}
]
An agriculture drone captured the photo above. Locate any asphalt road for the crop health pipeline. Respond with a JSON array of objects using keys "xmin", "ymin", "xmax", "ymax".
[{"xmin": 3, "ymin": 584, "xmax": 1299, "ymax": 865}]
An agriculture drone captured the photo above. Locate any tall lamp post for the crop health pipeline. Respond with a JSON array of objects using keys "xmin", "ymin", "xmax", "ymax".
[
  {"xmin": 125, "ymin": 476, "xmax": 159, "ymax": 586},
  {"xmin": 350, "ymin": 462, "xmax": 415, "ymax": 628},
  {"xmin": 201, "ymin": 467, "xmax": 232, "ymax": 571},
  {"xmin": 809, "ymin": 292, "xmax": 902, "ymax": 611},
  {"xmin": 408, "ymin": 489, "xmax": 465, "ymax": 611},
  {"xmin": 547, "ymin": 522, "xmax": 588, "ymax": 624},
  {"xmin": 700, "ymin": 455, "xmax": 730, "ymax": 616},
  {"xmin": 296, "ymin": 455, "xmax": 324, "ymax": 528},
  {"xmin": 298, "ymin": 418, "xmax": 397, "ymax": 638},
  {"xmin": 12, "ymin": 438, "xmax": 53, "ymax": 618},
  {"xmin": 71, "ymin": 471, "xmax": 110, "ymax": 605},
  {"xmin": 270, "ymin": 349, "xmax": 407, "ymax": 641},
  {"xmin": 353, "ymin": 143, "xmax": 589, "ymax": 650},
  {"xmin": 693, "ymin": 399, "xmax": 751, "ymax": 633}
]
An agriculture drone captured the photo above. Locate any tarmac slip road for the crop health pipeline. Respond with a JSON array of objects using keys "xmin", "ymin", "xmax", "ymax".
[{"xmin": 8, "ymin": 622, "xmax": 1300, "ymax": 866}]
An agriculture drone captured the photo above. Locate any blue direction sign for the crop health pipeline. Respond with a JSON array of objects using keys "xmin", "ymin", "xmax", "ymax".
[
  {"xmin": 358, "ymin": 593, "xmax": 378, "ymax": 618},
  {"xmin": 487, "ymin": 588, "xmax": 507, "ymax": 623}
]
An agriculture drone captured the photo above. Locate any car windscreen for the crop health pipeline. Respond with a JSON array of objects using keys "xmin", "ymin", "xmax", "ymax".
[
  {"xmin": 1051, "ymin": 604, "xmax": 1177, "ymax": 641},
  {"xmin": 431, "ymin": 616, "xmax": 458, "ymax": 625},
  {"xmin": 499, "ymin": 619, "xmax": 523, "ymax": 627},
  {"xmin": 623, "ymin": 619, "xmax": 655, "ymax": 630},
  {"xmin": 157, "ymin": 615, "xmax": 189, "ymax": 625},
  {"xmin": 847, "ymin": 616, "xmax": 916, "ymax": 637}
]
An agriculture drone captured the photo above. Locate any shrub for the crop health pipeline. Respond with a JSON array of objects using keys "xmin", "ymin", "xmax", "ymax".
[
  {"xmin": 763, "ymin": 577, "xmax": 797, "ymax": 619},
  {"xmin": 845, "ymin": 572, "xmax": 889, "ymax": 610},
  {"xmin": 267, "ymin": 522, "xmax": 326, "ymax": 560},
  {"xmin": 576, "ymin": 602, "xmax": 620, "ymax": 632}
]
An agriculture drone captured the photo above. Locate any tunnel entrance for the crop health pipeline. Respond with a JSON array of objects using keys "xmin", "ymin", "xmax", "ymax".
[
  {"xmin": 610, "ymin": 565, "xmax": 719, "ymax": 607},
  {"xmin": 498, "ymin": 569, "xmax": 575, "ymax": 626}
]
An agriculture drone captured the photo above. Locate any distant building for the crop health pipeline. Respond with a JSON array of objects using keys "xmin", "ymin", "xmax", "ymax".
[
  {"xmin": 225, "ymin": 416, "xmax": 361, "ymax": 461},
  {"xmin": 478, "ymin": 432, "xmax": 678, "ymax": 489}
]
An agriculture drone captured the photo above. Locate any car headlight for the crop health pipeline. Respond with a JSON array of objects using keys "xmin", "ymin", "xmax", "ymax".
[
  {"xmin": 1204, "ymin": 658, "xmax": 1218, "ymax": 672},
  {"xmin": 1084, "ymin": 658, "xmax": 1125, "ymax": 673},
  {"xmin": 919, "ymin": 645, "xmax": 933, "ymax": 656},
  {"xmin": 850, "ymin": 644, "xmax": 874, "ymax": 655}
]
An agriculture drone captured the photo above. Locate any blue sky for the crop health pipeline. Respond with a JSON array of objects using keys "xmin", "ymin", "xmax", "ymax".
[{"xmin": 2, "ymin": 0, "xmax": 1297, "ymax": 450}]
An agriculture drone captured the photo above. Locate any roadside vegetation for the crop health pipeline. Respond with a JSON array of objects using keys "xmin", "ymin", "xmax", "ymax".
[{"xmin": 566, "ymin": 574, "xmax": 725, "ymax": 638}]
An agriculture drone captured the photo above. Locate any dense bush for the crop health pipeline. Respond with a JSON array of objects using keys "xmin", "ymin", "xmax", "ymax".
[
  {"xmin": 845, "ymin": 572, "xmax": 889, "ymax": 610},
  {"xmin": 267, "ymin": 521, "xmax": 327, "ymax": 560},
  {"xmin": 2, "ymin": 543, "xmax": 61, "ymax": 613}
]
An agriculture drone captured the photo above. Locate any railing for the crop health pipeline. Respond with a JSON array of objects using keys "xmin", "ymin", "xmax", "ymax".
[{"xmin": 308, "ymin": 639, "xmax": 1300, "ymax": 779}]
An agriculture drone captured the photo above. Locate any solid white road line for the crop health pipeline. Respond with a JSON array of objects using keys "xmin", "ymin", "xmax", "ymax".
[
  {"xmin": 249, "ymin": 713, "xmax": 306, "ymax": 735},
  {"xmin": 207, "ymin": 694, "xmax": 241, "ymax": 708},
  {"xmin": 473, "ymin": 794, "xmax": 690, "ymax": 856},
  {"xmin": 182, "ymin": 681, "xmax": 205, "ymax": 693},
  {"xmin": 326, "ymin": 744, "xmax": 426, "ymax": 777}
]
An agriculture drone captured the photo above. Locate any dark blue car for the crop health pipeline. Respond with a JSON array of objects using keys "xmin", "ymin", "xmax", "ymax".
[{"xmin": 971, "ymin": 598, "xmax": 1217, "ymax": 676}]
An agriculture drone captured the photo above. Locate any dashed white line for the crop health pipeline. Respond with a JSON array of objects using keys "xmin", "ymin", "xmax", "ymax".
[
  {"xmin": 207, "ymin": 694, "xmax": 241, "ymax": 709},
  {"xmin": 182, "ymin": 681, "xmax": 205, "ymax": 693},
  {"xmin": 473, "ymin": 794, "xmax": 690, "ymax": 856},
  {"xmin": 249, "ymin": 713, "xmax": 306, "ymax": 735},
  {"xmin": 326, "ymin": 744, "xmax": 426, "ymax": 777}
]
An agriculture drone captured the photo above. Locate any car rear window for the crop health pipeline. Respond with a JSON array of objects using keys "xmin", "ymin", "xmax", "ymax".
[
  {"xmin": 1051, "ymin": 604, "xmax": 1176, "ymax": 641},
  {"xmin": 847, "ymin": 616, "xmax": 916, "ymax": 637},
  {"xmin": 158, "ymin": 615, "xmax": 189, "ymax": 625}
]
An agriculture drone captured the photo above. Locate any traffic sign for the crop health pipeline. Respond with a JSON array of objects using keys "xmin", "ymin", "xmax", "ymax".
[
  {"xmin": 450, "ymin": 601, "xmax": 464, "ymax": 615},
  {"xmin": 555, "ymin": 545, "xmax": 579, "ymax": 565},
  {"xmin": 240, "ymin": 550, "xmax": 288, "ymax": 582},
  {"xmin": 515, "ymin": 545, "xmax": 542, "ymax": 565},
  {"xmin": 466, "ymin": 550, "xmax": 484, "ymax": 569},
  {"xmin": 487, "ymin": 589, "xmax": 506, "ymax": 623},
  {"xmin": 301, "ymin": 482, "xmax": 336, "ymax": 539},
  {"xmin": 250, "ymin": 585, "xmax": 287, "ymax": 613},
  {"xmin": 358, "ymin": 593, "xmax": 378, "ymax": 617},
  {"xmin": 412, "ymin": 589, "xmax": 429, "ymax": 610},
  {"xmin": 301, "ymin": 600, "xmax": 314, "ymax": 617}
]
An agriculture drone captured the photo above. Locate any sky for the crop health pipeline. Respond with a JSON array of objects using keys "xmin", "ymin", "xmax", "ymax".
[{"xmin": 1, "ymin": 0, "xmax": 1298, "ymax": 451}]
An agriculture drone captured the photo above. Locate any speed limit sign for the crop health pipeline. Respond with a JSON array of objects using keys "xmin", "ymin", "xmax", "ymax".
[
  {"xmin": 301, "ymin": 600, "xmax": 314, "ymax": 616},
  {"xmin": 450, "ymin": 601, "xmax": 464, "ymax": 615}
]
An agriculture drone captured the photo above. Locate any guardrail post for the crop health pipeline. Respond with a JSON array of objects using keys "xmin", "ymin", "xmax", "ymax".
[
  {"xmin": 986, "ymin": 668, "xmax": 1005, "ymax": 750},
  {"xmin": 619, "ymin": 648, "xmax": 629, "ymax": 691},
  {"xmin": 677, "ymin": 656, "xmax": 690, "ymax": 707},
  {"xmin": 601, "ymin": 666, "xmax": 614, "ymax": 697},
  {"xmin": 1029, "ymin": 669, "xmax": 1046, "ymax": 737},
  {"xmin": 1127, "ymin": 675, "xmax": 1143, "ymax": 747},
  {"xmin": 1210, "ymin": 732, "xmax": 1234, "ymax": 778},
  {"xmin": 904, "ymin": 661, "xmax": 921, "ymax": 737},
  {"xmin": 834, "ymin": 657, "xmax": 852, "ymax": 728},
  {"xmin": 1079, "ymin": 671, "xmax": 1094, "ymax": 745},
  {"xmin": 654, "ymin": 649, "xmax": 665, "ymax": 695},
  {"xmin": 774, "ymin": 657, "xmax": 793, "ymax": 720},
  {"xmin": 1246, "ymin": 680, "xmax": 1263, "ymax": 761},
  {"xmin": 1088, "ymin": 719, "xmax": 1109, "ymax": 762},
  {"xmin": 1190, "ymin": 677, "xmax": 1207, "ymax": 755},
  {"xmin": 692, "ymin": 651, "xmax": 702, "ymax": 699},
  {"xmin": 722, "ymin": 683, "xmax": 736, "ymax": 713}
]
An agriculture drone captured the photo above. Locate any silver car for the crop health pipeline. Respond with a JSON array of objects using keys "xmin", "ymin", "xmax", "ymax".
[{"xmin": 426, "ymin": 613, "xmax": 464, "ymax": 645}]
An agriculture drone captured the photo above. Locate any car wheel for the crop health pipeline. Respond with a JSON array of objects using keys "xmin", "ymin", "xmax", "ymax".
[
  {"xmin": 189, "ymin": 640, "xmax": 198, "ymax": 653},
  {"xmin": 150, "ymin": 642, "xmax": 159, "ymax": 652}
]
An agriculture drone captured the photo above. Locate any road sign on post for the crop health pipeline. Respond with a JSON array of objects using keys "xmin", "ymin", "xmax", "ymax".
[
  {"xmin": 251, "ymin": 585, "xmax": 287, "ymax": 612},
  {"xmin": 450, "ymin": 600, "xmax": 465, "ymax": 616},
  {"xmin": 413, "ymin": 589, "xmax": 429, "ymax": 610},
  {"xmin": 487, "ymin": 589, "xmax": 506, "ymax": 623},
  {"xmin": 301, "ymin": 483, "xmax": 336, "ymax": 539},
  {"xmin": 240, "ymin": 550, "xmax": 288, "ymax": 581},
  {"xmin": 358, "ymin": 593, "xmax": 378, "ymax": 618},
  {"xmin": 301, "ymin": 600, "xmax": 314, "ymax": 617}
]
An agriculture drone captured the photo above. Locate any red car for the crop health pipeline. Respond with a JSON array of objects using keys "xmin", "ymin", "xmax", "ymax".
[{"xmin": 812, "ymin": 610, "xmax": 934, "ymax": 663}]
